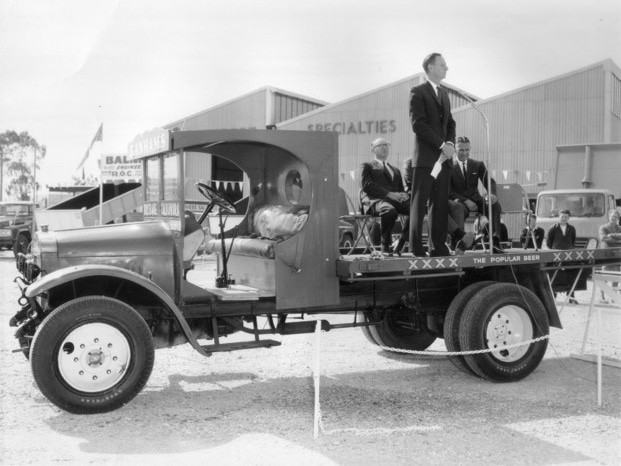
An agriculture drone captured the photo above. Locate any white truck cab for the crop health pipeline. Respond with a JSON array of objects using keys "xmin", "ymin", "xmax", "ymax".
[{"xmin": 535, "ymin": 188, "xmax": 617, "ymax": 248}]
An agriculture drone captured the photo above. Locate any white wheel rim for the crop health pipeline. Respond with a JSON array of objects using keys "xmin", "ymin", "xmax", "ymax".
[
  {"xmin": 485, "ymin": 305, "xmax": 533, "ymax": 362},
  {"xmin": 57, "ymin": 323, "xmax": 131, "ymax": 393}
]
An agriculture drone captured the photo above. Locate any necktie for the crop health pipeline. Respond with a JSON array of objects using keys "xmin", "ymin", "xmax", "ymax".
[
  {"xmin": 383, "ymin": 162, "xmax": 393, "ymax": 180},
  {"xmin": 461, "ymin": 162, "xmax": 467, "ymax": 186}
]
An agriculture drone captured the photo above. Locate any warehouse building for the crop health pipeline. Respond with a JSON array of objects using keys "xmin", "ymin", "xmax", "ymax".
[{"xmin": 452, "ymin": 59, "xmax": 621, "ymax": 197}]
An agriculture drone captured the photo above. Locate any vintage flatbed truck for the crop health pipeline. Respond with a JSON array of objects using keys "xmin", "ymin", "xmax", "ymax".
[{"xmin": 9, "ymin": 128, "xmax": 621, "ymax": 414}]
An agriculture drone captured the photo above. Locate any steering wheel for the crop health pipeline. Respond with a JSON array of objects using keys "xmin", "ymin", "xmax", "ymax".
[{"xmin": 196, "ymin": 182, "xmax": 237, "ymax": 214}]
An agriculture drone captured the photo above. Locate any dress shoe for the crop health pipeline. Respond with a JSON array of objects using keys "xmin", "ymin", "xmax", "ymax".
[
  {"xmin": 455, "ymin": 232, "xmax": 475, "ymax": 255},
  {"xmin": 381, "ymin": 244, "xmax": 393, "ymax": 256},
  {"xmin": 393, "ymin": 237, "xmax": 407, "ymax": 256},
  {"xmin": 429, "ymin": 246, "xmax": 451, "ymax": 257}
]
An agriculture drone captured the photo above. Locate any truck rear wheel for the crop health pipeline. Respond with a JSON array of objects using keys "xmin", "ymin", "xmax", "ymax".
[
  {"xmin": 369, "ymin": 306, "xmax": 436, "ymax": 351},
  {"xmin": 30, "ymin": 296, "xmax": 155, "ymax": 414},
  {"xmin": 459, "ymin": 283, "xmax": 549, "ymax": 382},
  {"xmin": 443, "ymin": 281, "xmax": 496, "ymax": 375}
]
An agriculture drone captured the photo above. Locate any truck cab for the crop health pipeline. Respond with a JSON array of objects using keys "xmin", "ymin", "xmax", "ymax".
[
  {"xmin": 535, "ymin": 189, "xmax": 617, "ymax": 248},
  {"xmin": 0, "ymin": 201, "xmax": 36, "ymax": 255}
]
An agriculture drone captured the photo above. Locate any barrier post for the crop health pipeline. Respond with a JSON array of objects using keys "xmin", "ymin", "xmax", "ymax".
[{"xmin": 313, "ymin": 320, "xmax": 322, "ymax": 439}]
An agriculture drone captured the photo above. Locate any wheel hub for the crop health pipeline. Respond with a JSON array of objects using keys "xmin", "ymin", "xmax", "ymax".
[
  {"xmin": 485, "ymin": 305, "xmax": 533, "ymax": 362},
  {"xmin": 58, "ymin": 323, "xmax": 131, "ymax": 393}
]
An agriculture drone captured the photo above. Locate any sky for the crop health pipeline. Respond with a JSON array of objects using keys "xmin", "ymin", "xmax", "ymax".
[{"xmin": 1, "ymin": 0, "xmax": 620, "ymax": 189}]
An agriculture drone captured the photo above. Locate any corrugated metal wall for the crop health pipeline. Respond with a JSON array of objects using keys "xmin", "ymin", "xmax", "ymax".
[
  {"xmin": 166, "ymin": 89, "xmax": 268, "ymax": 131},
  {"xmin": 273, "ymin": 91, "xmax": 324, "ymax": 123},
  {"xmin": 278, "ymin": 73, "xmax": 474, "ymax": 208},
  {"xmin": 453, "ymin": 61, "xmax": 621, "ymax": 196}
]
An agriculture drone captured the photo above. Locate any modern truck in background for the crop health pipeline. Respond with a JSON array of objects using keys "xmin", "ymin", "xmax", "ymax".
[{"xmin": 536, "ymin": 142, "xmax": 621, "ymax": 248}]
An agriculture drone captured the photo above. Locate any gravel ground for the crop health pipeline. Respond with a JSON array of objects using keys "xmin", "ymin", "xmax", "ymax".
[{"xmin": 1, "ymin": 251, "xmax": 620, "ymax": 465}]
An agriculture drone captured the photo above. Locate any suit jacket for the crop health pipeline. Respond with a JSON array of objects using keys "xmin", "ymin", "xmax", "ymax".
[
  {"xmin": 409, "ymin": 81, "xmax": 456, "ymax": 168},
  {"xmin": 520, "ymin": 226, "xmax": 545, "ymax": 249},
  {"xmin": 449, "ymin": 158, "xmax": 497, "ymax": 205},
  {"xmin": 546, "ymin": 223, "xmax": 576, "ymax": 250},
  {"xmin": 360, "ymin": 160, "xmax": 406, "ymax": 213}
]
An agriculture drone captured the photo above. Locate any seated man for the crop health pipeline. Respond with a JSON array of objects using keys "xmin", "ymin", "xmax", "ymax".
[
  {"xmin": 360, "ymin": 138, "xmax": 409, "ymax": 255},
  {"xmin": 520, "ymin": 213, "xmax": 545, "ymax": 249},
  {"xmin": 450, "ymin": 136, "xmax": 502, "ymax": 241},
  {"xmin": 404, "ymin": 157, "xmax": 474, "ymax": 254}
]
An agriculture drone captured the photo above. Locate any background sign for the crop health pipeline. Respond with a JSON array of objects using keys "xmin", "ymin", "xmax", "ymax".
[{"xmin": 100, "ymin": 154, "xmax": 142, "ymax": 183}]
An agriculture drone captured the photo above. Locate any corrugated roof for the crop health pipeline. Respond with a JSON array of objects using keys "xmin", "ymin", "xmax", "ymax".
[
  {"xmin": 164, "ymin": 86, "xmax": 328, "ymax": 129},
  {"xmin": 453, "ymin": 59, "xmax": 621, "ymax": 110}
]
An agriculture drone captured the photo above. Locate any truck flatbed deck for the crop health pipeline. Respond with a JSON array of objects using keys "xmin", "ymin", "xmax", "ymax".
[{"xmin": 336, "ymin": 247, "xmax": 621, "ymax": 281}]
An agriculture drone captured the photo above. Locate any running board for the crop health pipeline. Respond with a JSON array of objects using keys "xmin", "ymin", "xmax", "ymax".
[{"xmin": 200, "ymin": 339, "xmax": 281, "ymax": 354}]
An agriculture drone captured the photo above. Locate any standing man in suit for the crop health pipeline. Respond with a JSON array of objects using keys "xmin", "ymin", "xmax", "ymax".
[
  {"xmin": 408, "ymin": 53, "xmax": 456, "ymax": 257},
  {"xmin": 449, "ymin": 136, "xmax": 502, "ymax": 242},
  {"xmin": 360, "ymin": 138, "xmax": 410, "ymax": 256}
]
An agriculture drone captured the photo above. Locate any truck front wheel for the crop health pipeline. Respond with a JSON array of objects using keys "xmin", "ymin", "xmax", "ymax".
[
  {"xmin": 459, "ymin": 283, "xmax": 549, "ymax": 382},
  {"xmin": 30, "ymin": 296, "xmax": 155, "ymax": 414}
]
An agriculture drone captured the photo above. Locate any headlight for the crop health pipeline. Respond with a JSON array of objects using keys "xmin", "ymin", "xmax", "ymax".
[{"xmin": 26, "ymin": 260, "xmax": 41, "ymax": 281}]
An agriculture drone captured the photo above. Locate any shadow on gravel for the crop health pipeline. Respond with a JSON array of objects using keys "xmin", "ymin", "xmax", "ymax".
[{"xmin": 41, "ymin": 357, "xmax": 620, "ymax": 460}]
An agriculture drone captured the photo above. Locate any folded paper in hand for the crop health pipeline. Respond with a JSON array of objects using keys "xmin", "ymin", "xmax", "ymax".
[{"xmin": 430, "ymin": 161, "xmax": 442, "ymax": 179}]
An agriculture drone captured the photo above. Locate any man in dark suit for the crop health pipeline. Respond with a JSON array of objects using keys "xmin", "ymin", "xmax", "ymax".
[
  {"xmin": 449, "ymin": 136, "xmax": 502, "ymax": 242},
  {"xmin": 361, "ymin": 138, "xmax": 409, "ymax": 255},
  {"xmin": 408, "ymin": 52, "xmax": 456, "ymax": 257}
]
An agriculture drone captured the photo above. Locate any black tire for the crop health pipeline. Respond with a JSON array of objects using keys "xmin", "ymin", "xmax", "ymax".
[
  {"xmin": 459, "ymin": 283, "xmax": 549, "ymax": 382},
  {"xmin": 369, "ymin": 306, "xmax": 436, "ymax": 351},
  {"xmin": 30, "ymin": 296, "xmax": 155, "ymax": 414},
  {"xmin": 13, "ymin": 232, "xmax": 30, "ymax": 256},
  {"xmin": 359, "ymin": 311, "xmax": 379, "ymax": 346},
  {"xmin": 443, "ymin": 281, "xmax": 496, "ymax": 376},
  {"xmin": 339, "ymin": 233, "xmax": 354, "ymax": 254}
]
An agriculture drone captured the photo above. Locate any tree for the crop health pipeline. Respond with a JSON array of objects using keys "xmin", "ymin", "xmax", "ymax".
[{"xmin": 0, "ymin": 131, "xmax": 46, "ymax": 201}]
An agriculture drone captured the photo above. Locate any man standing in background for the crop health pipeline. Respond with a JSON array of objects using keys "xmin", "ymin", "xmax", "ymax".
[
  {"xmin": 546, "ymin": 209, "xmax": 578, "ymax": 303},
  {"xmin": 408, "ymin": 53, "xmax": 456, "ymax": 257}
]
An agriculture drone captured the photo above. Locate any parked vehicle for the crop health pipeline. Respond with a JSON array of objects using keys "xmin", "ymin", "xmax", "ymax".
[
  {"xmin": 536, "ymin": 189, "xmax": 617, "ymax": 248},
  {"xmin": 10, "ymin": 129, "xmax": 621, "ymax": 414},
  {"xmin": 0, "ymin": 201, "xmax": 36, "ymax": 256},
  {"xmin": 534, "ymin": 143, "xmax": 620, "ymax": 248}
]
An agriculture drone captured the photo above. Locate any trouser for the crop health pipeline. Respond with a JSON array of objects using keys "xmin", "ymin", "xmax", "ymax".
[
  {"xmin": 476, "ymin": 199, "xmax": 502, "ymax": 239},
  {"xmin": 409, "ymin": 163, "xmax": 450, "ymax": 256},
  {"xmin": 372, "ymin": 199, "xmax": 410, "ymax": 247}
]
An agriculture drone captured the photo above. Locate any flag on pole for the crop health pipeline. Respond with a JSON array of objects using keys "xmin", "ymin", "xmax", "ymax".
[{"xmin": 76, "ymin": 123, "xmax": 103, "ymax": 171}]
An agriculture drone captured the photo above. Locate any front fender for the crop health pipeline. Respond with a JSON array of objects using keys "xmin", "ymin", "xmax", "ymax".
[{"xmin": 25, "ymin": 264, "xmax": 212, "ymax": 357}]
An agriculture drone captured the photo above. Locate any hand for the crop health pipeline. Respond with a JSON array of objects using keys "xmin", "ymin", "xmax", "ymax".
[
  {"xmin": 465, "ymin": 199, "xmax": 478, "ymax": 212},
  {"xmin": 441, "ymin": 143, "xmax": 455, "ymax": 158},
  {"xmin": 387, "ymin": 192, "xmax": 409, "ymax": 203},
  {"xmin": 485, "ymin": 194, "xmax": 498, "ymax": 204}
]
